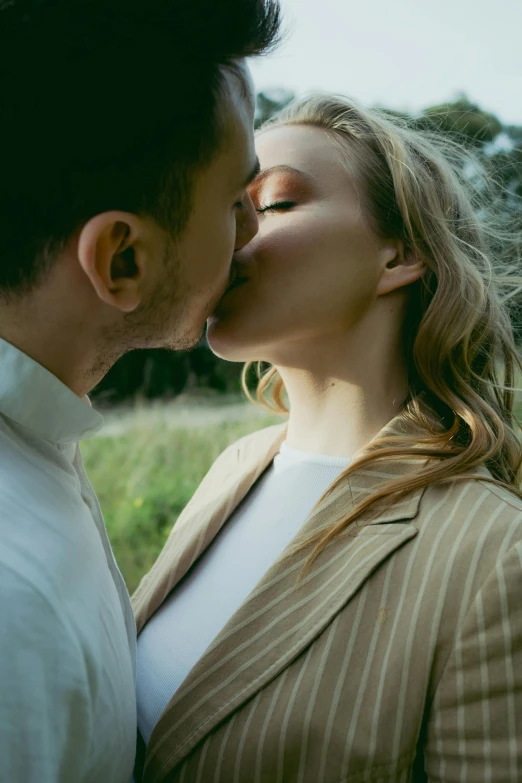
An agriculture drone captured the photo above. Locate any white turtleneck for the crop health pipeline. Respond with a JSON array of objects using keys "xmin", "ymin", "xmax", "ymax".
[{"xmin": 136, "ymin": 441, "xmax": 351, "ymax": 743}]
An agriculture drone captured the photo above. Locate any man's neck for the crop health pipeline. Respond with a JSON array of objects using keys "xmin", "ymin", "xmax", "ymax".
[{"xmin": 0, "ymin": 295, "xmax": 114, "ymax": 398}]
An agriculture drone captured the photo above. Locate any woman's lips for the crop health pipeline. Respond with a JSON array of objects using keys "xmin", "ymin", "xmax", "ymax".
[
  {"xmin": 226, "ymin": 277, "xmax": 248, "ymax": 292},
  {"xmin": 225, "ymin": 264, "xmax": 248, "ymax": 292}
]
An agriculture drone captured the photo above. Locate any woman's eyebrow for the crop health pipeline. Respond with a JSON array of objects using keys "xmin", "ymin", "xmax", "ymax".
[{"xmin": 253, "ymin": 164, "xmax": 316, "ymax": 186}]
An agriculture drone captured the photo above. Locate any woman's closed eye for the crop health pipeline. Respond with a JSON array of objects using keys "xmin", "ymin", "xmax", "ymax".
[{"xmin": 256, "ymin": 200, "xmax": 295, "ymax": 215}]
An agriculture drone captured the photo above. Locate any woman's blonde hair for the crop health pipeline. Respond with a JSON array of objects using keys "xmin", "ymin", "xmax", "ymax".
[{"xmin": 242, "ymin": 94, "xmax": 522, "ymax": 566}]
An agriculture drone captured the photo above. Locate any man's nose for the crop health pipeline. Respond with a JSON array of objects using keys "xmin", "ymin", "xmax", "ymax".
[{"xmin": 235, "ymin": 191, "xmax": 259, "ymax": 251}]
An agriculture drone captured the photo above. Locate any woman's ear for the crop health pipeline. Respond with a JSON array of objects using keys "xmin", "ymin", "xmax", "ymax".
[
  {"xmin": 376, "ymin": 240, "xmax": 425, "ymax": 296},
  {"xmin": 77, "ymin": 211, "xmax": 148, "ymax": 313}
]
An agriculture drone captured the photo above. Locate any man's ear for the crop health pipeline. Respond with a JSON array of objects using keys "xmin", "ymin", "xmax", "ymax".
[
  {"xmin": 376, "ymin": 239, "xmax": 425, "ymax": 297},
  {"xmin": 77, "ymin": 211, "xmax": 149, "ymax": 313}
]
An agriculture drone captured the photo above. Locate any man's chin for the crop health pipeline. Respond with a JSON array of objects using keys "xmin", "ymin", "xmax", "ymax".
[
  {"xmin": 161, "ymin": 286, "xmax": 230, "ymax": 351},
  {"xmin": 171, "ymin": 331, "xmax": 202, "ymax": 352},
  {"xmin": 153, "ymin": 325, "xmax": 202, "ymax": 353}
]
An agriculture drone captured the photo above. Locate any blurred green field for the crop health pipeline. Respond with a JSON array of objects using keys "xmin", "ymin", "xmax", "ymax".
[
  {"xmin": 82, "ymin": 402, "xmax": 281, "ymax": 593},
  {"xmin": 83, "ymin": 395, "xmax": 522, "ymax": 595}
]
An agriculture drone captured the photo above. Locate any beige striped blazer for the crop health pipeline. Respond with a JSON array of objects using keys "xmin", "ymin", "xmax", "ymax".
[{"xmin": 132, "ymin": 414, "xmax": 522, "ymax": 783}]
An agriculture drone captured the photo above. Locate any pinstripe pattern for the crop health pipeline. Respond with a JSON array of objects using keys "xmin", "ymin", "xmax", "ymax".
[{"xmin": 132, "ymin": 417, "xmax": 522, "ymax": 782}]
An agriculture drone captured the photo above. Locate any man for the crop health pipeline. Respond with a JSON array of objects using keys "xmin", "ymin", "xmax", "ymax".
[{"xmin": 0, "ymin": 0, "xmax": 280, "ymax": 780}]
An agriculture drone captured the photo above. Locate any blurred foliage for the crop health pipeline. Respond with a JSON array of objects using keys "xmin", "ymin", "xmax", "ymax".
[
  {"xmin": 487, "ymin": 125, "xmax": 522, "ymax": 207},
  {"xmin": 82, "ymin": 412, "xmax": 281, "ymax": 592},
  {"xmin": 255, "ymin": 88, "xmax": 294, "ymax": 128},
  {"xmin": 92, "ymin": 92, "xmax": 522, "ymax": 405},
  {"xmin": 93, "ymin": 342, "xmax": 243, "ymax": 405},
  {"xmin": 413, "ymin": 98, "xmax": 503, "ymax": 145}
]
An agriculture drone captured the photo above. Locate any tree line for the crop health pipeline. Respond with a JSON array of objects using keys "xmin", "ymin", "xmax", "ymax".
[{"xmin": 92, "ymin": 93, "xmax": 522, "ymax": 405}]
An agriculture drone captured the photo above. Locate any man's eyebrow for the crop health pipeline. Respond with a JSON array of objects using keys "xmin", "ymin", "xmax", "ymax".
[{"xmin": 252, "ymin": 164, "xmax": 315, "ymax": 186}]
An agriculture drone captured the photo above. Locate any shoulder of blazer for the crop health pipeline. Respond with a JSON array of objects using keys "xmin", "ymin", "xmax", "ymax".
[
  {"xmin": 476, "ymin": 478, "xmax": 522, "ymax": 514},
  {"xmin": 417, "ymin": 468, "xmax": 522, "ymax": 540}
]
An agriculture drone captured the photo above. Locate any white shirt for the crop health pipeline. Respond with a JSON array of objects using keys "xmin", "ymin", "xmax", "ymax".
[
  {"xmin": 0, "ymin": 338, "xmax": 137, "ymax": 782},
  {"xmin": 137, "ymin": 442, "xmax": 350, "ymax": 743}
]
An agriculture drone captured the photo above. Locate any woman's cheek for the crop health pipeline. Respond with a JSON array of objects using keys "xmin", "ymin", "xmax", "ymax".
[{"xmin": 257, "ymin": 222, "xmax": 305, "ymax": 264}]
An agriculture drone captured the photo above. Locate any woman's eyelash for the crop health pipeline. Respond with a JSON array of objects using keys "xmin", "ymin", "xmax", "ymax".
[{"xmin": 256, "ymin": 201, "xmax": 295, "ymax": 214}]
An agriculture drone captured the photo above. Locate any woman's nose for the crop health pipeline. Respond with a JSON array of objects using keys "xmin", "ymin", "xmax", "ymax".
[{"xmin": 235, "ymin": 191, "xmax": 259, "ymax": 251}]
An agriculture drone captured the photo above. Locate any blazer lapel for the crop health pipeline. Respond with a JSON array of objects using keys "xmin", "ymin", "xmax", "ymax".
[
  {"xmin": 142, "ymin": 453, "xmax": 424, "ymax": 783},
  {"xmin": 132, "ymin": 423, "xmax": 288, "ymax": 635}
]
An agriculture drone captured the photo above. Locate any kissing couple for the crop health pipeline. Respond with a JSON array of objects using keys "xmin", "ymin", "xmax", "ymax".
[{"xmin": 1, "ymin": 0, "xmax": 522, "ymax": 781}]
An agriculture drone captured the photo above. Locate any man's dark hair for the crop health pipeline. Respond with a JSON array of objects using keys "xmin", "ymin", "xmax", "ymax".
[{"xmin": 0, "ymin": 0, "xmax": 281, "ymax": 294}]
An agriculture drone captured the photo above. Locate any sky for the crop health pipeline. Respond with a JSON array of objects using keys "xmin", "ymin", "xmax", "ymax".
[{"xmin": 249, "ymin": 0, "xmax": 522, "ymax": 126}]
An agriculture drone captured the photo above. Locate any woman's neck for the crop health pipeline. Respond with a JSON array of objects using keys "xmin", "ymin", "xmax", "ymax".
[{"xmin": 275, "ymin": 319, "xmax": 409, "ymax": 459}]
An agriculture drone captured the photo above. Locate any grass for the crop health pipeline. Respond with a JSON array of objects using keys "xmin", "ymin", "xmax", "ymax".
[
  {"xmin": 82, "ymin": 403, "xmax": 281, "ymax": 593},
  {"xmin": 83, "ymin": 395, "xmax": 522, "ymax": 595}
]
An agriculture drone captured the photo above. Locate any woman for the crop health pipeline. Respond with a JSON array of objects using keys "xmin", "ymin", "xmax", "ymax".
[{"xmin": 133, "ymin": 95, "xmax": 522, "ymax": 782}]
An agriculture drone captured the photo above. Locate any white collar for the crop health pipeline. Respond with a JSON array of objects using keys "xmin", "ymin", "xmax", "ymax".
[
  {"xmin": 0, "ymin": 338, "xmax": 103, "ymax": 443},
  {"xmin": 277, "ymin": 441, "xmax": 351, "ymax": 469}
]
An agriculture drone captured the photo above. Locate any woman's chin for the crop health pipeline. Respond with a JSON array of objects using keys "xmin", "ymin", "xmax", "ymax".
[{"xmin": 206, "ymin": 318, "xmax": 251, "ymax": 362}]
